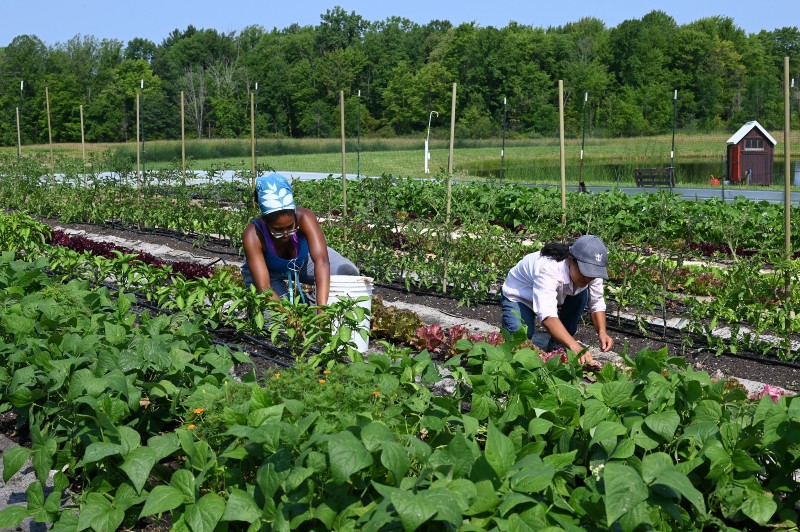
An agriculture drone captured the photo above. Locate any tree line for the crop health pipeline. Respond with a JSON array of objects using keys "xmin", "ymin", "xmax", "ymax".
[{"xmin": 0, "ymin": 7, "xmax": 798, "ymax": 146}]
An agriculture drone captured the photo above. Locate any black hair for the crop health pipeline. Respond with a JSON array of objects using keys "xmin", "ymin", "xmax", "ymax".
[
  {"xmin": 263, "ymin": 208, "xmax": 295, "ymax": 224},
  {"xmin": 540, "ymin": 242, "xmax": 571, "ymax": 261}
]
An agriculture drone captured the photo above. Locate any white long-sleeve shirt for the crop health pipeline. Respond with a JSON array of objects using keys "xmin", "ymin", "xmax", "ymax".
[{"xmin": 501, "ymin": 251, "xmax": 606, "ymax": 325}]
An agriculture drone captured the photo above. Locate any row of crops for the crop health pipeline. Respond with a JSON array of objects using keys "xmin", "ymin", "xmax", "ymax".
[
  {"xmin": 1, "ymin": 211, "xmax": 799, "ymax": 530},
  {"xmin": 3, "ymin": 153, "xmax": 800, "ymax": 361},
  {"xmin": 1, "ymin": 153, "xmax": 799, "ymax": 529}
]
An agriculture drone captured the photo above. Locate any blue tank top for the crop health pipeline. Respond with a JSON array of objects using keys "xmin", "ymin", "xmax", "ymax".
[{"xmin": 251, "ymin": 218, "xmax": 310, "ymax": 275}]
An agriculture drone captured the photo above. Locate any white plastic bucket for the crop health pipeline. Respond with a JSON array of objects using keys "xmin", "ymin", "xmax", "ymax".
[{"xmin": 328, "ymin": 275, "xmax": 374, "ymax": 353}]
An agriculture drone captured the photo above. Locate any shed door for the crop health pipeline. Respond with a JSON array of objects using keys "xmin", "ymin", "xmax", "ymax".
[
  {"xmin": 741, "ymin": 152, "xmax": 770, "ymax": 185},
  {"xmin": 728, "ymin": 144, "xmax": 740, "ymax": 183}
]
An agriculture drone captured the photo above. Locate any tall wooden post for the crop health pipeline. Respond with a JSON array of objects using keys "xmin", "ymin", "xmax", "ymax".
[
  {"xmin": 785, "ymin": 57, "xmax": 791, "ymax": 263},
  {"xmin": 784, "ymin": 57, "xmax": 792, "ymax": 358},
  {"xmin": 180, "ymin": 91, "xmax": 186, "ymax": 177},
  {"xmin": 79, "ymin": 104, "xmax": 85, "ymax": 187},
  {"xmin": 136, "ymin": 92, "xmax": 141, "ymax": 187},
  {"xmin": 447, "ymin": 83, "xmax": 456, "ymax": 221},
  {"xmin": 46, "ymin": 87, "xmax": 53, "ymax": 178},
  {"xmin": 559, "ymin": 80, "xmax": 566, "ymax": 229},
  {"xmin": 443, "ymin": 83, "xmax": 457, "ymax": 294},
  {"xmin": 340, "ymin": 90, "xmax": 347, "ymax": 220},
  {"xmin": 80, "ymin": 104, "xmax": 86, "ymax": 165},
  {"xmin": 15, "ymin": 107, "xmax": 21, "ymax": 158},
  {"xmin": 250, "ymin": 91, "xmax": 256, "ymax": 189}
]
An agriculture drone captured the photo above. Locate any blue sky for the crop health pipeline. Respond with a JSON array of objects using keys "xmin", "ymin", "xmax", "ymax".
[{"xmin": 2, "ymin": 0, "xmax": 795, "ymax": 46}]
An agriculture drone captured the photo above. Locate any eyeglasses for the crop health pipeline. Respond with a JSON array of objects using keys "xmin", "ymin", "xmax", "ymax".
[
  {"xmin": 268, "ymin": 215, "xmax": 299, "ymax": 239},
  {"xmin": 269, "ymin": 226, "xmax": 299, "ymax": 239}
]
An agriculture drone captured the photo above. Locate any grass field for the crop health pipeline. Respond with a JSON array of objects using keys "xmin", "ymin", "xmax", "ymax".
[{"xmin": 2, "ymin": 131, "xmax": 797, "ymax": 186}]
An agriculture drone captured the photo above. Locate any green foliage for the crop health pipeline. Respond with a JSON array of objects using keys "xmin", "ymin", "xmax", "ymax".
[
  {"xmin": 3, "ymin": 279, "xmax": 799, "ymax": 531},
  {"xmin": 1, "ymin": 12, "xmax": 798, "ymax": 144},
  {"xmin": 6, "ymin": 165, "xmax": 800, "ymax": 358}
]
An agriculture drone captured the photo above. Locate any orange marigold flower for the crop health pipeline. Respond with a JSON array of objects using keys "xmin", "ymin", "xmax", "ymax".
[
  {"xmin": 187, "ymin": 424, "xmax": 196, "ymax": 430},
  {"xmin": 274, "ymin": 373, "xmax": 281, "ymax": 377},
  {"xmin": 373, "ymin": 391, "xmax": 380, "ymax": 396},
  {"xmin": 319, "ymin": 379, "xmax": 326, "ymax": 384},
  {"xmin": 193, "ymin": 408, "xmax": 205, "ymax": 414},
  {"xmin": 323, "ymin": 370, "xmax": 331, "ymax": 375}
]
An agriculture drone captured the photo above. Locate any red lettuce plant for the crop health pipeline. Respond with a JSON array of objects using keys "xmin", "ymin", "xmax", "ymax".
[
  {"xmin": 412, "ymin": 323, "xmax": 505, "ymax": 356},
  {"xmin": 47, "ymin": 230, "xmax": 213, "ymax": 279},
  {"xmin": 751, "ymin": 383, "xmax": 792, "ymax": 404}
]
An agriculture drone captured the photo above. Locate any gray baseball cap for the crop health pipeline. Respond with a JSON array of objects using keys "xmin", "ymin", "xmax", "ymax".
[{"xmin": 569, "ymin": 235, "xmax": 608, "ymax": 279}]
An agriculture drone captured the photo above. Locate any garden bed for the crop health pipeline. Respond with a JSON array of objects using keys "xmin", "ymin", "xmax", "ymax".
[
  {"xmin": 3, "ymin": 214, "xmax": 800, "ymax": 530},
  {"xmin": 39, "ymin": 218, "xmax": 800, "ymax": 392}
]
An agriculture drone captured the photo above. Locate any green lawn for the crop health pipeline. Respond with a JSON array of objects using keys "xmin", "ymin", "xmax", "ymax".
[{"xmin": 2, "ymin": 131, "xmax": 796, "ymax": 187}]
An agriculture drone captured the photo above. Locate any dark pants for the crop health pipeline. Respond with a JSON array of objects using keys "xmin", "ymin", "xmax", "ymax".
[{"xmin": 501, "ymin": 289, "xmax": 589, "ymax": 347}]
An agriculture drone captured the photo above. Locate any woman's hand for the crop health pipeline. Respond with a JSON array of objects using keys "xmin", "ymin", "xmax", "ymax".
[
  {"xmin": 578, "ymin": 349, "xmax": 594, "ymax": 365},
  {"xmin": 598, "ymin": 331, "xmax": 614, "ymax": 352}
]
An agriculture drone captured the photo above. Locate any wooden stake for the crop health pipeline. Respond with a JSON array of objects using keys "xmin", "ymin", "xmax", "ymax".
[
  {"xmin": 251, "ymin": 91, "xmax": 256, "ymax": 189},
  {"xmin": 784, "ymin": 57, "xmax": 792, "ymax": 360},
  {"xmin": 15, "ymin": 106, "xmax": 21, "ymax": 158},
  {"xmin": 443, "ymin": 83, "xmax": 457, "ymax": 294},
  {"xmin": 136, "ymin": 92, "xmax": 141, "ymax": 187},
  {"xmin": 46, "ymin": 86, "xmax": 53, "ymax": 178},
  {"xmin": 181, "ymin": 90, "xmax": 186, "ymax": 177},
  {"xmin": 784, "ymin": 56, "xmax": 791, "ymax": 264},
  {"xmin": 341, "ymin": 90, "xmax": 348, "ymax": 223},
  {"xmin": 559, "ymin": 80, "xmax": 566, "ymax": 230},
  {"xmin": 447, "ymin": 82, "xmax": 456, "ymax": 221},
  {"xmin": 80, "ymin": 104, "xmax": 86, "ymax": 165}
]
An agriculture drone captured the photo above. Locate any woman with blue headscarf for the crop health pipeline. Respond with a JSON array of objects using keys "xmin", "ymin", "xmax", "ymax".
[{"xmin": 241, "ymin": 173, "xmax": 359, "ymax": 305}]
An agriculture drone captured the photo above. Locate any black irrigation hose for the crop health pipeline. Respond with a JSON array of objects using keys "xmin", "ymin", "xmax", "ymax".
[
  {"xmin": 104, "ymin": 221, "xmax": 241, "ymax": 258},
  {"xmin": 236, "ymin": 333, "xmax": 298, "ymax": 367},
  {"xmin": 374, "ymin": 280, "xmax": 503, "ymax": 305},
  {"xmin": 605, "ymin": 315, "xmax": 800, "ymax": 372},
  {"xmin": 210, "ymin": 340, "xmax": 293, "ymax": 369}
]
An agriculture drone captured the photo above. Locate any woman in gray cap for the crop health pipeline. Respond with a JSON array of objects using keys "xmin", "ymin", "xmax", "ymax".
[
  {"xmin": 241, "ymin": 173, "xmax": 359, "ymax": 305},
  {"xmin": 500, "ymin": 235, "xmax": 613, "ymax": 363}
]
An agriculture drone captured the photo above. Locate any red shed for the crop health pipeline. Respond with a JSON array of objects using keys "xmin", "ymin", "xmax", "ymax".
[{"xmin": 726, "ymin": 121, "xmax": 777, "ymax": 185}]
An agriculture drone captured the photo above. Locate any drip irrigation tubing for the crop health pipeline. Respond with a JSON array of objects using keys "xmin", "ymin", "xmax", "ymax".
[
  {"xmin": 104, "ymin": 221, "xmax": 241, "ymax": 257},
  {"xmin": 210, "ymin": 340, "xmax": 293, "ymax": 369},
  {"xmin": 374, "ymin": 281, "xmax": 502, "ymax": 304},
  {"xmin": 604, "ymin": 316, "xmax": 800, "ymax": 372}
]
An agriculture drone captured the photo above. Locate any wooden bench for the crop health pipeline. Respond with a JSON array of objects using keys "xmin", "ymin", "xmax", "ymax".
[{"xmin": 634, "ymin": 167, "xmax": 674, "ymax": 188}]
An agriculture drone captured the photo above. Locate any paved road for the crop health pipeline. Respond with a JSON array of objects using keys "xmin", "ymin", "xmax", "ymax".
[
  {"xmin": 587, "ymin": 184, "xmax": 800, "ymax": 205},
  {"xmin": 37, "ymin": 169, "xmax": 800, "ymax": 205}
]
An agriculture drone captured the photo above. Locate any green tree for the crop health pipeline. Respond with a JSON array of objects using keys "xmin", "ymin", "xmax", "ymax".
[
  {"xmin": 1, "ymin": 35, "xmax": 49, "ymax": 143},
  {"xmin": 84, "ymin": 59, "xmax": 163, "ymax": 142},
  {"xmin": 206, "ymin": 59, "xmax": 245, "ymax": 137},
  {"xmin": 315, "ymin": 6, "xmax": 365, "ymax": 54},
  {"xmin": 315, "ymin": 47, "xmax": 367, "ymax": 99},
  {"xmin": 382, "ymin": 61, "xmax": 452, "ymax": 134},
  {"xmin": 125, "ymin": 37, "xmax": 157, "ymax": 62}
]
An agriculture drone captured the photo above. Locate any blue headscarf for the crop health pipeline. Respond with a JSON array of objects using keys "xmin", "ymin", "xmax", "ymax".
[{"xmin": 256, "ymin": 173, "xmax": 296, "ymax": 215}]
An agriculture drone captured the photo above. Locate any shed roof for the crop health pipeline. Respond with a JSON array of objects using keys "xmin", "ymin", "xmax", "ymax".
[{"xmin": 726, "ymin": 120, "xmax": 777, "ymax": 146}]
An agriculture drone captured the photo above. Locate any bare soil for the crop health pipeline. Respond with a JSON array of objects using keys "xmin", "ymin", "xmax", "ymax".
[{"xmin": 40, "ymin": 218, "xmax": 800, "ymax": 392}]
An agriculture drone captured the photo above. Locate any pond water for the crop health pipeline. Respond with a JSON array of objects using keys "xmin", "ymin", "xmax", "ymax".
[{"xmin": 471, "ymin": 159, "xmax": 800, "ymax": 186}]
